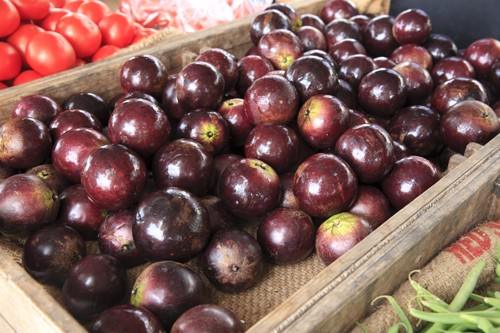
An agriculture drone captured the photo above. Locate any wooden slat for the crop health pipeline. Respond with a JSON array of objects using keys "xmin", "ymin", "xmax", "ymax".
[
  {"xmin": 0, "ymin": 0, "xmax": 389, "ymax": 124},
  {"xmin": 249, "ymin": 134, "xmax": 500, "ymax": 333}
]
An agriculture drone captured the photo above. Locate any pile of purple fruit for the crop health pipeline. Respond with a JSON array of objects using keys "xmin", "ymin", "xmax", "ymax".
[{"xmin": 0, "ymin": 0, "xmax": 498, "ymax": 332}]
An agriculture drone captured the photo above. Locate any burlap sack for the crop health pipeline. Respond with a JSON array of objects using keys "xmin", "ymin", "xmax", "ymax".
[{"xmin": 351, "ymin": 220, "xmax": 500, "ymax": 333}]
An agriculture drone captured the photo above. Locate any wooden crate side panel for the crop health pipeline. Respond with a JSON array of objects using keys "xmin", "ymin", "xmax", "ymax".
[
  {"xmin": 0, "ymin": 246, "xmax": 85, "ymax": 333},
  {"xmin": 250, "ymin": 135, "xmax": 500, "ymax": 333}
]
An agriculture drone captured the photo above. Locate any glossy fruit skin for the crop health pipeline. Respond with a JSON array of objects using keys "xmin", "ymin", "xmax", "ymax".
[
  {"xmin": 0, "ymin": 0, "xmax": 20, "ymax": 37},
  {"xmin": 13, "ymin": 70, "xmax": 42, "ymax": 86},
  {"xmin": 335, "ymin": 78, "xmax": 357, "ymax": 109},
  {"xmin": 161, "ymin": 74, "xmax": 186, "ymax": 120},
  {"xmin": 347, "ymin": 109, "xmax": 370, "ymax": 128},
  {"xmin": 464, "ymin": 38, "xmax": 500, "ymax": 78},
  {"xmin": 0, "ymin": 117, "xmax": 52, "ymax": 170},
  {"xmin": 296, "ymin": 26, "xmax": 326, "ymax": 51},
  {"xmin": 320, "ymin": 0, "xmax": 358, "ymax": 23},
  {"xmin": 23, "ymin": 225, "xmax": 85, "ymax": 285},
  {"xmin": 244, "ymin": 74, "xmax": 299, "ymax": 125},
  {"xmin": 392, "ymin": 9, "xmax": 431, "ymax": 45},
  {"xmin": 440, "ymin": 100, "xmax": 499, "ymax": 153},
  {"xmin": 424, "ymin": 33, "xmax": 458, "ymax": 62},
  {"xmin": 389, "ymin": 105, "xmax": 441, "ymax": 156},
  {"xmin": 153, "ymin": 139, "xmax": 213, "ymax": 196},
  {"xmin": 120, "ymin": 55, "xmax": 167, "ymax": 97},
  {"xmin": 130, "ymin": 261, "xmax": 209, "ymax": 328},
  {"xmin": 297, "ymin": 94, "xmax": 349, "ymax": 149},
  {"xmin": 266, "ymin": 3, "xmax": 301, "ymax": 30},
  {"xmin": 489, "ymin": 61, "xmax": 500, "ymax": 96},
  {"xmin": 91, "ymin": 304, "xmax": 165, "ymax": 333},
  {"xmin": 338, "ymin": 54, "xmax": 377, "ymax": 88},
  {"xmin": 55, "ymin": 13, "xmax": 102, "ymax": 58},
  {"xmin": 63, "ymin": 254, "xmax": 126, "ymax": 320},
  {"xmin": 11, "ymin": 0, "xmax": 50, "ymax": 20},
  {"xmin": 279, "ymin": 172, "xmax": 300, "ymax": 209},
  {"xmin": 218, "ymin": 158, "xmax": 281, "ymax": 218},
  {"xmin": 362, "ymin": 15, "xmax": 398, "ymax": 57},
  {"xmin": 77, "ymin": 0, "xmax": 110, "ymax": 24},
  {"xmin": 108, "ymin": 98, "xmax": 170, "ymax": 156},
  {"xmin": 82, "ymin": 144, "xmax": 147, "ymax": 211},
  {"xmin": 390, "ymin": 44, "xmax": 433, "ymax": 71},
  {"xmin": 236, "ymin": 55, "xmax": 274, "ymax": 95},
  {"xmin": 196, "ymin": 48, "xmax": 238, "ymax": 91},
  {"xmin": 393, "ymin": 141, "xmax": 410, "ymax": 160},
  {"xmin": 293, "ymin": 153, "xmax": 357, "ymax": 218},
  {"xmin": 350, "ymin": 14, "xmax": 370, "ymax": 30},
  {"xmin": 0, "ymin": 42, "xmax": 21, "ymax": 81},
  {"xmin": 335, "ymin": 124, "xmax": 395, "ymax": 183},
  {"xmin": 349, "ymin": 186, "xmax": 391, "ymax": 229},
  {"xmin": 381, "ymin": 156, "xmax": 440, "ymax": 210},
  {"xmin": 301, "ymin": 13, "xmax": 325, "ymax": 31},
  {"xmin": 218, "ymin": 98, "xmax": 253, "ymax": 146},
  {"xmin": 200, "ymin": 196, "xmax": 235, "ymax": 234},
  {"xmin": 63, "ymin": 92, "xmax": 109, "ymax": 124},
  {"xmin": 257, "ymin": 29, "xmax": 304, "ymax": 70},
  {"xmin": 177, "ymin": 111, "xmax": 230, "ymax": 154},
  {"xmin": 50, "ymin": 109, "xmax": 101, "ymax": 139},
  {"xmin": 201, "ymin": 229, "xmax": 263, "ymax": 292},
  {"xmin": 285, "ymin": 55, "xmax": 338, "ymax": 102},
  {"xmin": 258, "ymin": 208, "xmax": 315, "ymax": 264},
  {"xmin": 171, "ymin": 304, "xmax": 243, "ymax": 333},
  {"xmin": 0, "ymin": 174, "xmax": 59, "ymax": 234},
  {"xmin": 25, "ymin": 31, "xmax": 76, "ymax": 76},
  {"xmin": 176, "ymin": 61, "xmax": 225, "ymax": 111},
  {"xmin": 329, "ymin": 38, "xmax": 366, "ymax": 63},
  {"xmin": 304, "ymin": 49, "xmax": 336, "ymax": 67},
  {"xmin": 52, "ymin": 128, "xmax": 109, "ymax": 183},
  {"xmin": 250, "ymin": 9, "xmax": 291, "ymax": 45},
  {"xmin": 59, "ymin": 185, "xmax": 107, "ymax": 239},
  {"xmin": 98, "ymin": 210, "xmax": 144, "ymax": 267},
  {"xmin": 316, "ymin": 212, "xmax": 371, "ymax": 265},
  {"xmin": 7, "ymin": 23, "xmax": 43, "ymax": 56},
  {"xmin": 374, "ymin": 57, "xmax": 396, "ymax": 68},
  {"xmin": 27, "ymin": 164, "xmax": 69, "ymax": 194},
  {"xmin": 393, "ymin": 61, "xmax": 433, "ymax": 104},
  {"xmin": 99, "ymin": 12, "xmax": 134, "ymax": 47},
  {"xmin": 358, "ymin": 68, "xmax": 408, "ymax": 117},
  {"xmin": 114, "ymin": 91, "xmax": 160, "ymax": 108},
  {"xmin": 431, "ymin": 57, "xmax": 475, "ymax": 85},
  {"xmin": 134, "ymin": 188, "xmax": 210, "ymax": 262},
  {"xmin": 212, "ymin": 154, "xmax": 241, "ymax": 190},
  {"xmin": 12, "ymin": 95, "xmax": 60, "ymax": 125},
  {"xmin": 244, "ymin": 124, "xmax": 301, "ymax": 173},
  {"xmin": 325, "ymin": 18, "xmax": 361, "ymax": 48},
  {"xmin": 431, "ymin": 78, "xmax": 488, "ymax": 114}
]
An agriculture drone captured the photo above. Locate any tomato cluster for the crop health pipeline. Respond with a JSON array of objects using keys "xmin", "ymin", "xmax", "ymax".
[{"xmin": 0, "ymin": 0, "xmax": 156, "ymax": 89}]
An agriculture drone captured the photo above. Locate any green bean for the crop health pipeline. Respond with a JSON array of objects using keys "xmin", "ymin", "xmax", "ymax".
[
  {"xmin": 388, "ymin": 323, "xmax": 404, "ymax": 333},
  {"xmin": 460, "ymin": 314, "xmax": 494, "ymax": 332},
  {"xmin": 372, "ymin": 295, "xmax": 413, "ymax": 333},
  {"xmin": 495, "ymin": 292, "xmax": 500, "ymax": 299},
  {"xmin": 408, "ymin": 272, "xmax": 448, "ymax": 307},
  {"xmin": 354, "ymin": 322, "xmax": 368, "ymax": 333},
  {"xmin": 483, "ymin": 297, "xmax": 500, "ymax": 310},
  {"xmin": 496, "ymin": 264, "xmax": 500, "ymax": 278},
  {"xmin": 447, "ymin": 323, "xmax": 479, "ymax": 331},
  {"xmin": 410, "ymin": 309, "xmax": 500, "ymax": 325},
  {"xmin": 495, "ymin": 244, "xmax": 500, "ymax": 262},
  {"xmin": 449, "ymin": 260, "xmax": 486, "ymax": 311},
  {"xmin": 420, "ymin": 300, "xmax": 450, "ymax": 313},
  {"xmin": 495, "ymin": 277, "xmax": 500, "ymax": 284}
]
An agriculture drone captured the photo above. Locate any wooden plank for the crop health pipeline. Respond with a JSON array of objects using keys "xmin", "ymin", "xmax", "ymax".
[
  {"xmin": 249, "ymin": 134, "xmax": 500, "ymax": 333},
  {"xmin": 0, "ymin": 0, "xmax": 389, "ymax": 124},
  {"xmin": 0, "ymin": 246, "xmax": 85, "ymax": 333}
]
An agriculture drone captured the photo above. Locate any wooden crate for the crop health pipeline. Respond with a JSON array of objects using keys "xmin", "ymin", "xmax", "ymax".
[{"xmin": 0, "ymin": 0, "xmax": 499, "ymax": 332}]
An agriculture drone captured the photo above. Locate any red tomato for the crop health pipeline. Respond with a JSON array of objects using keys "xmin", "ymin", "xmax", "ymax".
[
  {"xmin": 0, "ymin": 82, "xmax": 7, "ymax": 89},
  {"xmin": 13, "ymin": 70, "xmax": 42, "ymax": 85},
  {"xmin": 11, "ymin": 0, "xmax": 50, "ymax": 20},
  {"xmin": 0, "ymin": 0, "xmax": 20, "ymax": 38},
  {"xmin": 7, "ymin": 24, "xmax": 44, "ymax": 55},
  {"xmin": 49, "ymin": 0, "xmax": 65, "ymax": 7},
  {"xmin": 132, "ymin": 28, "xmax": 156, "ymax": 44},
  {"xmin": 56, "ymin": 13, "xmax": 102, "ymax": 58},
  {"xmin": 25, "ymin": 31, "xmax": 76, "ymax": 75},
  {"xmin": 63, "ymin": 0, "xmax": 82, "ymax": 11},
  {"xmin": 0, "ymin": 42, "xmax": 22, "ymax": 81},
  {"xmin": 91, "ymin": 44, "xmax": 119, "ymax": 62},
  {"xmin": 77, "ymin": 0, "xmax": 110, "ymax": 24},
  {"xmin": 99, "ymin": 12, "xmax": 135, "ymax": 48},
  {"xmin": 41, "ymin": 8, "xmax": 70, "ymax": 31}
]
